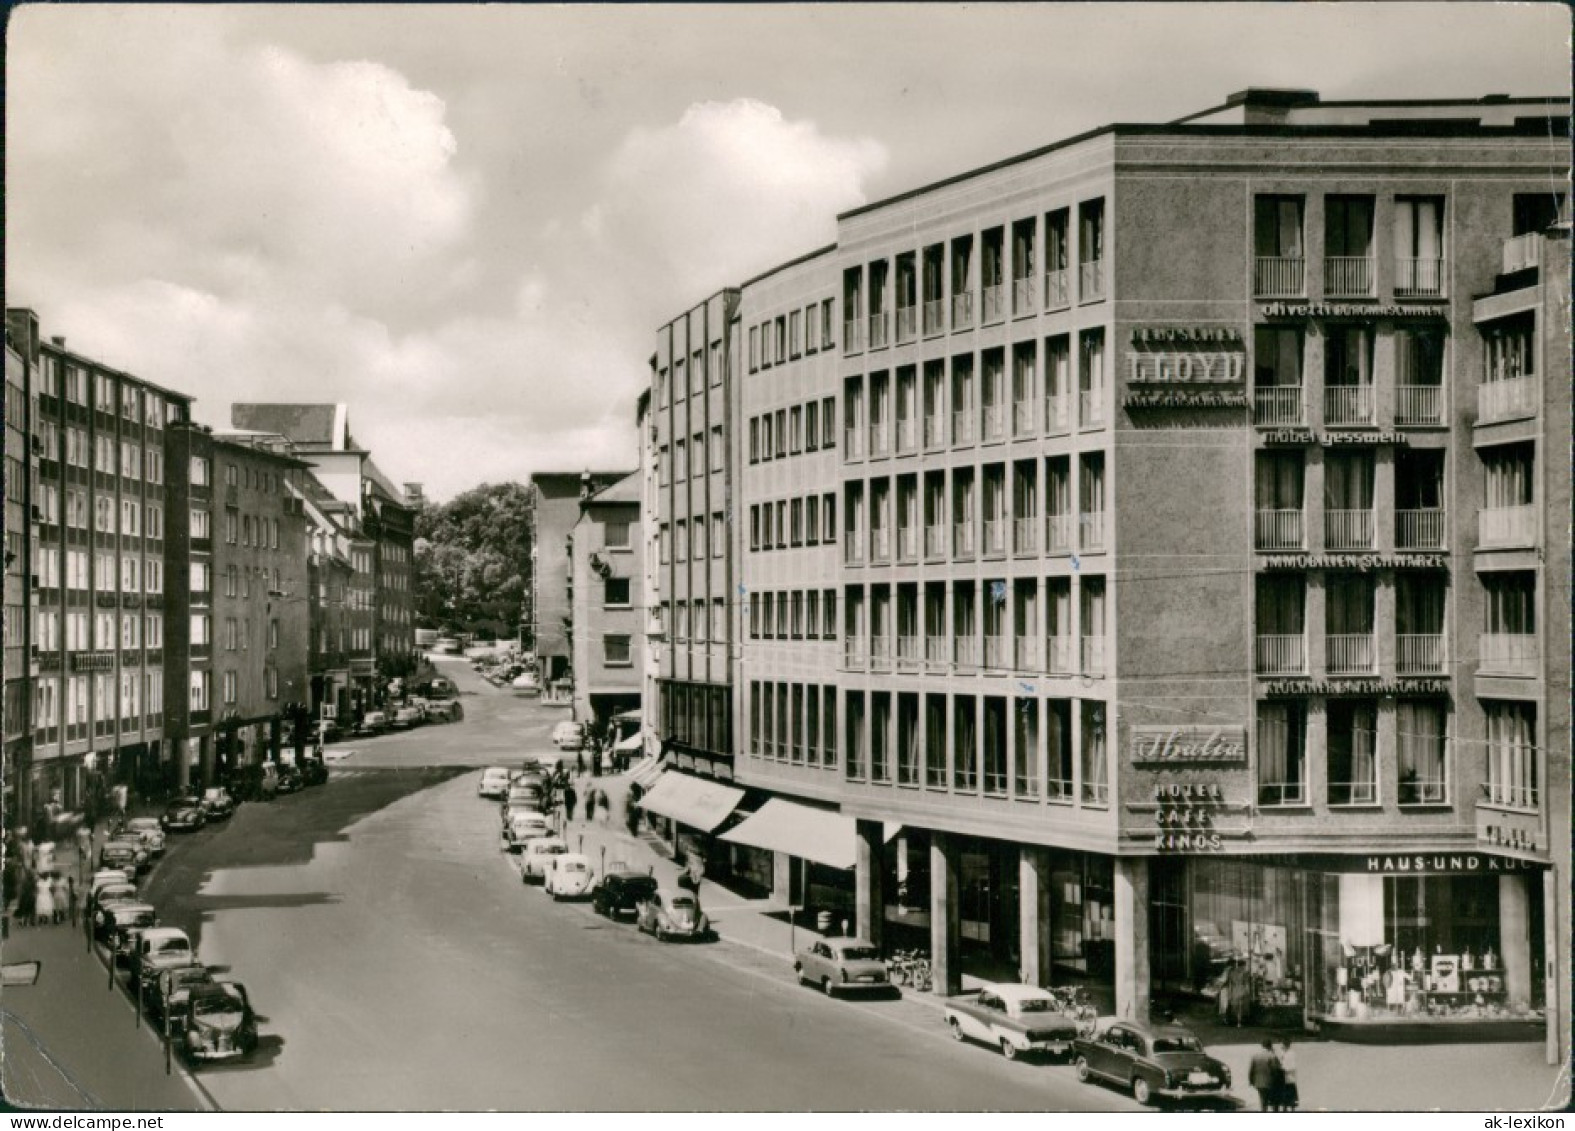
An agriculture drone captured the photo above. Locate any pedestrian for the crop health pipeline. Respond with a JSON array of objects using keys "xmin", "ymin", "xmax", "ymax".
[
  {"xmin": 66, "ymin": 876, "xmax": 79, "ymax": 927},
  {"xmin": 583, "ymin": 787, "xmax": 596, "ymax": 824},
  {"xmin": 34, "ymin": 873, "xmax": 55, "ymax": 927},
  {"xmin": 50, "ymin": 872, "xmax": 68, "ymax": 925},
  {"xmin": 15, "ymin": 868, "xmax": 36, "ymax": 927},
  {"xmin": 596, "ymin": 788, "xmax": 610, "ymax": 825},
  {"xmin": 575, "ymin": 751, "xmax": 585, "ymax": 776},
  {"xmin": 74, "ymin": 823, "xmax": 92, "ymax": 876},
  {"xmin": 562, "ymin": 784, "xmax": 578, "ymax": 823},
  {"xmin": 1249, "ymin": 1038, "xmax": 1281, "ymax": 1112},
  {"xmin": 1227, "ymin": 959, "xmax": 1253, "ymax": 1026},
  {"xmin": 1272, "ymin": 1036, "xmax": 1299, "ymax": 1111}
]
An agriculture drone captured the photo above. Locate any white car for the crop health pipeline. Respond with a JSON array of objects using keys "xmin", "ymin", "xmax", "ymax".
[
  {"xmin": 478, "ymin": 767, "xmax": 512, "ymax": 799},
  {"xmin": 121, "ymin": 817, "xmax": 167, "ymax": 856},
  {"xmin": 551, "ymin": 721, "xmax": 585, "ymax": 750},
  {"xmin": 502, "ymin": 813, "xmax": 552, "ymax": 853},
  {"xmin": 520, "ymin": 837, "xmax": 569, "ymax": 883},
  {"xmin": 511, "ymin": 672, "xmax": 540, "ymax": 693},
  {"xmin": 544, "ymin": 854, "xmax": 595, "ymax": 900}
]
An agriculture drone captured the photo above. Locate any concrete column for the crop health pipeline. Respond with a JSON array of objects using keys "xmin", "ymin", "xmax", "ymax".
[
  {"xmin": 175, "ymin": 737, "xmax": 190, "ymax": 793},
  {"xmin": 1499, "ymin": 872, "xmax": 1532, "ymax": 1005},
  {"xmin": 1115, "ymin": 856, "xmax": 1151, "ymax": 1024},
  {"xmin": 931, "ymin": 833, "xmax": 961, "ymax": 995},
  {"xmin": 1019, "ymin": 846, "xmax": 1052, "ymax": 987},
  {"xmin": 855, "ymin": 819, "xmax": 885, "ymax": 948},
  {"xmin": 1543, "ymin": 869, "xmax": 1563, "ymax": 1066},
  {"xmin": 772, "ymin": 850, "xmax": 793, "ymax": 904}
]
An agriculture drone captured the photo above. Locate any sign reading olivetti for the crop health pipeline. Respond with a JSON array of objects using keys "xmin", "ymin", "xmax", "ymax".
[{"xmin": 1130, "ymin": 725, "xmax": 1248, "ymax": 766}]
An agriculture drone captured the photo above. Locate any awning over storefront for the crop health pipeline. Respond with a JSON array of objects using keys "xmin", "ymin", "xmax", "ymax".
[
  {"xmin": 627, "ymin": 756, "xmax": 667, "ymax": 790},
  {"xmin": 719, "ymin": 800, "xmax": 901, "ymax": 870},
  {"xmin": 637, "ymin": 771, "xmax": 744, "ymax": 832},
  {"xmin": 614, "ymin": 732, "xmax": 643, "ymax": 752}
]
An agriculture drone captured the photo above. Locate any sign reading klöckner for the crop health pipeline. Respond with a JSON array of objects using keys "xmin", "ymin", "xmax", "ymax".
[{"xmin": 1130, "ymin": 725, "xmax": 1248, "ymax": 766}]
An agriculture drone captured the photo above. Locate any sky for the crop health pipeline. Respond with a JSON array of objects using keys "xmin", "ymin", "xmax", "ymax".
[{"xmin": 6, "ymin": 2, "xmax": 1569, "ymax": 500}]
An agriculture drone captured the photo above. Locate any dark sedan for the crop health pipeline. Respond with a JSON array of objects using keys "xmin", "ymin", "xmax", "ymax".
[
  {"xmin": 276, "ymin": 765, "xmax": 304, "ymax": 794},
  {"xmin": 1073, "ymin": 1022, "xmax": 1232, "ymax": 1106},
  {"xmin": 177, "ymin": 981, "xmax": 259, "ymax": 1064},
  {"xmin": 297, "ymin": 758, "xmax": 329, "ymax": 786},
  {"xmin": 161, "ymin": 801, "xmax": 207, "ymax": 833},
  {"xmin": 592, "ymin": 872, "xmax": 659, "ymax": 920}
]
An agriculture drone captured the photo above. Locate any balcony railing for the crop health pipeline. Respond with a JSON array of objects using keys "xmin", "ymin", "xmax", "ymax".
[
  {"xmin": 1013, "ymin": 277, "xmax": 1036, "ymax": 315},
  {"xmin": 1325, "ymin": 386, "xmax": 1375, "ymax": 426},
  {"xmin": 926, "ymin": 634, "xmax": 948, "ymax": 665},
  {"xmin": 1327, "ymin": 633, "xmax": 1376, "ymax": 675},
  {"xmin": 1013, "ymin": 517, "xmax": 1038, "ymax": 555},
  {"xmin": 1255, "ymin": 509, "xmax": 1305, "ymax": 551},
  {"xmin": 952, "ymin": 410, "xmax": 975, "ymax": 445},
  {"xmin": 1325, "ymin": 509, "xmax": 1375, "ymax": 551},
  {"xmin": 895, "ymin": 307, "xmax": 916, "ymax": 344},
  {"xmin": 1079, "ymin": 391, "xmax": 1103, "ymax": 427},
  {"xmin": 869, "ymin": 427, "xmax": 890, "ymax": 458},
  {"xmin": 843, "ymin": 535, "xmax": 865, "ymax": 565},
  {"xmin": 896, "ymin": 419, "xmax": 916, "ymax": 453},
  {"xmin": 1080, "ymin": 260, "xmax": 1105, "ymax": 302},
  {"xmin": 869, "ymin": 312, "xmax": 889, "ymax": 350},
  {"xmin": 1478, "ymin": 505, "xmax": 1537, "ymax": 549},
  {"xmin": 870, "ymin": 528, "xmax": 891, "ymax": 563},
  {"xmin": 870, "ymin": 636, "xmax": 891, "ymax": 668},
  {"xmin": 1324, "ymin": 256, "xmax": 1374, "ymax": 297},
  {"xmin": 843, "ymin": 319, "xmax": 863, "ymax": 353},
  {"xmin": 1397, "ymin": 634, "xmax": 1446, "ymax": 675},
  {"xmin": 1045, "ymin": 514, "xmax": 1074, "ymax": 553},
  {"xmin": 844, "ymin": 639, "xmax": 867, "ymax": 669},
  {"xmin": 897, "ymin": 527, "xmax": 919, "ymax": 561},
  {"xmin": 1080, "ymin": 512, "xmax": 1106, "ymax": 552},
  {"xmin": 1396, "ymin": 509, "xmax": 1445, "ymax": 551},
  {"xmin": 981, "ymin": 283, "xmax": 1005, "ymax": 323},
  {"xmin": 953, "ymin": 522, "xmax": 975, "ymax": 557},
  {"xmin": 923, "ymin": 299, "xmax": 945, "ymax": 336},
  {"xmin": 1044, "ymin": 269, "xmax": 1070, "ymax": 310},
  {"xmin": 984, "ymin": 635, "xmax": 1008, "ymax": 671},
  {"xmin": 951, "ymin": 292, "xmax": 974, "ymax": 330},
  {"xmin": 1502, "ymin": 232, "xmax": 1542, "ymax": 274},
  {"xmin": 1045, "ymin": 394, "xmax": 1070, "ymax": 432},
  {"xmin": 1395, "ymin": 257, "xmax": 1445, "ymax": 298},
  {"xmin": 982, "ymin": 518, "xmax": 1006, "ymax": 556},
  {"xmin": 844, "ymin": 428, "xmax": 865, "ymax": 459},
  {"xmin": 982, "ymin": 405, "xmax": 1005, "ymax": 442},
  {"xmin": 1255, "ymin": 256, "xmax": 1306, "ymax": 297},
  {"xmin": 1013, "ymin": 401, "xmax": 1036, "ymax": 437},
  {"xmin": 1478, "ymin": 375, "xmax": 1538, "ymax": 423},
  {"xmin": 1256, "ymin": 634, "xmax": 1306, "ymax": 675},
  {"xmin": 1080, "ymin": 635, "xmax": 1106, "ymax": 676},
  {"xmin": 1015, "ymin": 636, "xmax": 1039, "ymax": 670},
  {"xmin": 1479, "ymin": 633, "xmax": 1538, "ymax": 677},
  {"xmin": 1047, "ymin": 637, "xmax": 1074, "ymax": 674},
  {"xmin": 923, "ymin": 415, "xmax": 945, "ymax": 448},
  {"xmin": 1254, "ymin": 386, "xmax": 1304, "ymax": 426},
  {"xmin": 1396, "ymin": 385, "xmax": 1444, "ymax": 426},
  {"xmin": 955, "ymin": 636, "xmax": 980, "ymax": 669},
  {"xmin": 896, "ymin": 634, "xmax": 920, "ymax": 669},
  {"xmin": 924, "ymin": 525, "xmax": 947, "ymax": 558}
]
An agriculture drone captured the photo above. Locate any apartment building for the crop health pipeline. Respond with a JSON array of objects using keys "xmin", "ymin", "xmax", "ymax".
[
  {"xmin": 4, "ymin": 314, "xmax": 37, "ymax": 825},
  {"xmin": 675, "ymin": 90, "xmax": 1568, "ymax": 1057},
  {"xmin": 569, "ymin": 473, "xmax": 643, "ymax": 729},
  {"xmin": 637, "ymin": 390, "xmax": 662, "ymax": 756},
  {"xmin": 297, "ymin": 475, "xmax": 357, "ymax": 732}
]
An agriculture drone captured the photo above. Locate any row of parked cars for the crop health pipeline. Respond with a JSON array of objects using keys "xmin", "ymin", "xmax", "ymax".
[{"xmin": 88, "ymin": 827, "xmax": 261, "ymax": 1065}]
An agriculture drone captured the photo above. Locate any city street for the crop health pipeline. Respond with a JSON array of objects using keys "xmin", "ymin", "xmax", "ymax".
[{"xmin": 129, "ymin": 658, "xmax": 1139, "ymax": 1111}]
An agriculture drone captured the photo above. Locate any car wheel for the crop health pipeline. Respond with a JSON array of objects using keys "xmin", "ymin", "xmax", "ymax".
[
  {"xmin": 1001, "ymin": 1037, "xmax": 1019, "ymax": 1061},
  {"xmin": 821, "ymin": 977, "xmax": 834, "ymax": 998},
  {"xmin": 1132, "ymin": 1076, "xmax": 1153, "ymax": 1106},
  {"xmin": 948, "ymin": 1017, "xmax": 965, "ymax": 1042},
  {"xmin": 793, "ymin": 962, "xmax": 805, "ymax": 986},
  {"xmin": 1076, "ymin": 1056, "xmax": 1093, "ymax": 1083}
]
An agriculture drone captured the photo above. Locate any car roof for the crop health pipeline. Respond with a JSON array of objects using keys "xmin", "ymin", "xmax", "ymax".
[
  {"xmin": 828, "ymin": 937, "xmax": 878, "ymax": 951},
  {"xmin": 110, "ymin": 902, "xmax": 156, "ymax": 915},
  {"xmin": 556, "ymin": 853, "xmax": 591, "ymax": 865},
  {"xmin": 1113, "ymin": 1021, "xmax": 1197, "ymax": 1040},
  {"xmin": 126, "ymin": 817, "xmax": 160, "ymax": 827},
  {"xmin": 143, "ymin": 927, "xmax": 190, "ymax": 943},
  {"xmin": 986, "ymin": 983, "xmax": 1057, "ymax": 1004},
  {"xmin": 608, "ymin": 871, "xmax": 657, "ymax": 883},
  {"xmin": 528, "ymin": 837, "xmax": 567, "ymax": 850}
]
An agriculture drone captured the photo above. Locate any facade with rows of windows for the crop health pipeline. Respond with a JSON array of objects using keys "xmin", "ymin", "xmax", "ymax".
[{"xmin": 640, "ymin": 89, "xmax": 1570, "ymax": 1059}]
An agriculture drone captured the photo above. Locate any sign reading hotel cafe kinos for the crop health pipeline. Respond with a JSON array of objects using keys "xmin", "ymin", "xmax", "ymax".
[
  {"xmin": 1128, "ymin": 725, "xmax": 1251, "ymax": 852},
  {"xmin": 1123, "ymin": 326, "xmax": 1249, "ymax": 410}
]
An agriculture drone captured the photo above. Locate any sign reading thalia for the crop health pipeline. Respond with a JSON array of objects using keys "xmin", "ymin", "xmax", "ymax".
[{"xmin": 1130, "ymin": 725, "xmax": 1247, "ymax": 766}]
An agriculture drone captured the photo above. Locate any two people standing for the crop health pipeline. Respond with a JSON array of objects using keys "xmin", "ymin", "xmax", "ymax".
[{"xmin": 1248, "ymin": 1037, "xmax": 1300, "ymax": 1112}]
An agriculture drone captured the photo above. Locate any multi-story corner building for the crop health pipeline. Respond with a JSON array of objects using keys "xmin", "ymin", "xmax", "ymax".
[
  {"xmin": 163, "ymin": 420, "xmax": 215, "ymax": 792},
  {"xmin": 529, "ymin": 471, "xmax": 633, "ymax": 695},
  {"xmin": 669, "ymin": 90, "xmax": 1569, "ymax": 1058},
  {"xmin": 637, "ymin": 390, "xmax": 662, "ymax": 756},
  {"xmin": 569, "ymin": 472, "xmax": 643, "ymax": 729},
  {"xmin": 9, "ymin": 312, "xmax": 194, "ymax": 808},
  {"xmin": 296, "ymin": 475, "xmax": 357, "ymax": 731},
  {"xmin": 4, "ymin": 313, "xmax": 37, "ymax": 824}
]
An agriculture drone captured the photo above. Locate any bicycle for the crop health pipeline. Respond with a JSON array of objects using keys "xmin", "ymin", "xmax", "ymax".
[
  {"xmin": 886, "ymin": 949, "xmax": 933, "ymax": 992},
  {"xmin": 1048, "ymin": 985, "xmax": 1099, "ymax": 1037}
]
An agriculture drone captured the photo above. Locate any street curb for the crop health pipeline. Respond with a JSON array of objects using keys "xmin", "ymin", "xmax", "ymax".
[{"xmin": 88, "ymin": 939, "xmax": 220, "ymax": 1112}]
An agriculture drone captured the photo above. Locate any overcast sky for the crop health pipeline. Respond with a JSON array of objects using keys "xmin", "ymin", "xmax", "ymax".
[{"xmin": 7, "ymin": 3, "xmax": 1569, "ymax": 499}]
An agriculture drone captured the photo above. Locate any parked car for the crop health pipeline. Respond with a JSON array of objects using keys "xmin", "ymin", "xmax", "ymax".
[
  {"xmin": 550, "ymin": 721, "xmax": 585, "ymax": 750},
  {"xmin": 1072, "ymin": 1022, "xmax": 1232, "ymax": 1106},
  {"xmin": 88, "ymin": 881, "xmax": 141, "ymax": 933},
  {"xmin": 391, "ymin": 705, "xmax": 425, "ymax": 730},
  {"xmin": 592, "ymin": 871, "xmax": 659, "ymax": 920},
  {"xmin": 502, "ymin": 813, "xmax": 552, "ymax": 853},
  {"xmin": 543, "ymin": 854, "xmax": 595, "ymax": 900},
  {"xmin": 103, "ymin": 901, "xmax": 158, "ymax": 960},
  {"xmin": 119, "ymin": 816, "xmax": 167, "ymax": 857},
  {"xmin": 478, "ymin": 767, "xmax": 512, "ymax": 799},
  {"xmin": 794, "ymin": 938, "xmax": 891, "ymax": 997},
  {"xmin": 356, "ymin": 711, "xmax": 389, "ymax": 736},
  {"xmin": 200, "ymin": 787, "xmax": 238, "ymax": 820},
  {"xmin": 501, "ymin": 786, "xmax": 547, "ymax": 825},
  {"xmin": 634, "ymin": 887, "xmax": 712, "ymax": 942},
  {"xmin": 511, "ymin": 672, "xmax": 540, "ymax": 693},
  {"xmin": 149, "ymin": 964, "xmax": 215, "ymax": 1024},
  {"xmin": 519, "ymin": 837, "xmax": 568, "ymax": 883},
  {"xmin": 296, "ymin": 758, "xmax": 329, "ymax": 786},
  {"xmin": 176, "ymin": 980, "xmax": 259, "ymax": 1064},
  {"xmin": 424, "ymin": 699, "xmax": 462, "ymax": 723},
  {"xmin": 131, "ymin": 927, "xmax": 195, "ymax": 992},
  {"xmin": 275, "ymin": 765, "xmax": 304, "ymax": 794},
  {"xmin": 160, "ymin": 801, "xmax": 207, "ymax": 834},
  {"xmin": 99, "ymin": 838, "xmax": 149, "ymax": 874},
  {"xmin": 944, "ymin": 984, "xmax": 1080, "ymax": 1061}
]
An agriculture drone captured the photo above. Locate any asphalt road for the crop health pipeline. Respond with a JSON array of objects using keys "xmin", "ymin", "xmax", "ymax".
[{"xmin": 139, "ymin": 659, "xmax": 1138, "ymax": 1111}]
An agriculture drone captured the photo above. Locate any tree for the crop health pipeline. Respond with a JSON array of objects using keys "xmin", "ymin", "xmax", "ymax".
[{"xmin": 413, "ymin": 482, "xmax": 534, "ymax": 635}]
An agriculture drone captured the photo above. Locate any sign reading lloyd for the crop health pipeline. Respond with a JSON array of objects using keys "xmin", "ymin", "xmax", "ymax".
[
  {"xmin": 1131, "ymin": 725, "xmax": 1247, "ymax": 765},
  {"xmin": 1127, "ymin": 327, "xmax": 1246, "ymax": 385}
]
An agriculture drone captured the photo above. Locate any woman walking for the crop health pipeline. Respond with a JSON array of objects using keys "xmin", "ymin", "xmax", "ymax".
[
  {"xmin": 34, "ymin": 873, "xmax": 55, "ymax": 927},
  {"xmin": 50, "ymin": 872, "xmax": 68, "ymax": 925},
  {"xmin": 1272, "ymin": 1037, "xmax": 1299, "ymax": 1111},
  {"xmin": 582, "ymin": 786, "xmax": 597, "ymax": 824},
  {"xmin": 67, "ymin": 876, "xmax": 79, "ymax": 927},
  {"xmin": 15, "ymin": 868, "xmax": 36, "ymax": 928}
]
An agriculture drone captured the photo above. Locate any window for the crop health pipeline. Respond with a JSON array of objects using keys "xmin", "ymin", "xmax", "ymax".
[
  {"xmin": 1394, "ymin": 197, "xmax": 1445, "ymax": 295},
  {"xmin": 749, "ymin": 419, "xmax": 760, "ymax": 463},
  {"xmin": 1327, "ymin": 699, "xmax": 1378, "ymax": 805},
  {"xmin": 821, "ymin": 298, "xmax": 835, "ymax": 349},
  {"xmin": 604, "ymin": 519, "xmax": 631, "ymax": 549},
  {"xmin": 190, "ymin": 456, "xmax": 210, "ymax": 486},
  {"xmin": 1484, "ymin": 701, "xmax": 1538, "ymax": 809},
  {"xmin": 1253, "ymin": 195, "xmax": 1305, "ymax": 295},
  {"xmin": 603, "ymin": 635, "xmax": 632, "ymax": 666},
  {"xmin": 268, "ymin": 618, "xmax": 279, "ymax": 650},
  {"xmin": 675, "ymin": 520, "xmax": 687, "ymax": 562},
  {"xmin": 222, "ymin": 671, "xmax": 238, "ymax": 705},
  {"xmin": 805, "ymin": 401, "xmax": 819, "ymax": 452},
  {"xmin": 1512, "ymin": 191, "xmax": 1568, "ymax": 236},
  {"xmin": 823, "ymin": 492, "xmax": 837, "ymax": 543},
  {"xmin": 1398, "ymin": 700, "xmax": 1448, "ymax": 804},
  {"xmin": 749, "ymin": 325, "xmax": 760, "ymax": 372},
  {"xmin": 710, "ymin": 426, "xmax": 724, "ymax": 473},
  {"xmin": 711, "ymin": 511, "xmax": 725, "ymax": 559},
  {"xmin": 822, "ymin": 396, "xmax": 836, "ymax": 449},
  {"xmin": 190, "ymin": 671, "xmax": 210, "ymax": 711},
  {"xmin": 1257, "ymin": 702, "xmax": 1307, "ymax": 805},
  {"xmin": 692, "ymin": 433, "xmax": 705, "ymax": 478},
  {"xmin": 604, "ymin": 577, "xmax": 631, "ymax": 607},
  {"xmin": 674, "ymin": 440, "xmax": 686, "ymax": 482},
  {"xmin": 120, "ymin": 443, "xmax": 141, "ymax": 480},
  {"xmin": 749, "ymin": 505, "xmax": 761, "ymax": 552},
  {"xmin": 145, "ymin": 504, "xmax": 163, "ymax": 540},
  {"xmin": 146, "ymin": 449, "xmax": 163, "ymax": 484},
  {"xmin": 225, "ymin": 463, "xmax": 238, "ymax": 488}
]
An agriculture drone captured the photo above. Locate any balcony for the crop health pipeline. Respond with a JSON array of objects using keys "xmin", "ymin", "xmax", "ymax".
[
  {"xmin": 1396, "ymin": 385, "xmax": 1445, "ymax": 426},
  {"xmin": 984, "ymin": 635, "xmax": 1008, "ymax": 671},
  {"xmin": 1045, "ymin": 394, "xmax": 1070, "ymax": 432},
  {"xmin": 1015, "ymin": 636, "xmax": 1039, "ymax": 671},
  {"xmin": 1080, "ymin": 260, "xmax": 1105, "ymax": 302},
  {"xmin": 1045, "ymin": 515, "xmax": 1074, "ymax": 554},
  {"xmin": 1254, "ymin": 386, "xmax": 1304, "ymax": 427},
  {"xmin": 1325, "ymin": 386, "xmax": 1376, "ymax": 427},
  {"xmin": 895, "ymin": 307, "xmax": 916, "ymax": 344},
  {"xmin": 923, "ymin": 415, "xmax": 944, "ymax": 449},
  {"xmin": 1327, "ymin": 633, "xmax": 1376, "ymax": 676},
  {"xmin": 870, "ymin": 529, "xmax": 891, "ymax": 563},
  {"xmin": 926, "ymin": 634, "xmax": 948, "ymax": 666},
  {"xmin": 1397, "ymin": 634, "xmax": 1447, "ymax": 675},
  {"xmin": 1080, "ymin": 635, "xmax": 1106, "ymax": 676},
  {"xmin": 1478, "ymin": 505, "xmax": 1537, "ymax": 549},
  {"xmin": 1080, "ymin": 513, "xmax": 1106, "ymax": 552},
  {"xmin": 952, "ymin": 410, "xmax": 975, "ymax": 446},
  {"xmin": 1254, "ymin": 256, "xmax": 1306, "ymax": 298},
  {"xmin": 924, "ymin": 525, "xmax": 947, "ymax": 558},
  {"xmin": 1479, "ymin": 633, "xmax": 1538, "ymax": 677},
  {"xmin": 1396, "ymin": 509, "xmax": 1445, "ymax": 551},
  {"xmin": 896, "ymin": 419, "xmax": 916, "ymax": 453},
  {"xmin": 951, "ymin": 292, "xmax": 974, "ymax": 330},
  {"xmin": 1047, "ymin": 636, "xmax": 1074, "ymax": 674},
  {"xmin": 1013, "ymin": 401, "xmax": 1036, "ymax": 437},
  {"xmin": 923, "ymin": 299, "xmax": 945, "ymax": 336},
  {"xmin": 1013, "ymin": 517, "xmax": 1038, "ymax": 555},
  {"xmin": 1502, "ymin": 232, "xmax": 1542, "ymax": 274},
  {"xmin": 1395, "ymin": 257, "xmax": 1445, "ymax": 298},
  {"xmin": 1478, "ymin": 375, "xmax": 1538, "ymax": 423},
  {"xmin": 844, "ymin": 428, "xmax": 865, "ymax": 459},
  {"xmin": 896, "ymin": 634, "xmax": 920, "ymax": 670},
  {"xmin": 843, "ymin": 534, "xmax": 865, "ymax": 565},
  {"xmin": 870, "ymin": 635, "xmax": 891, "ymax": 669},
  {"xmin": 1044, "ymin": 269, "xmax": 1070, "ymax": 310},
  {"xmin": 897, "ymin": 527, "xmax": 919, "ymax": 562},
  {"xmin": 1324, "ymin": 256, "xmax": 1374, "ymax": 297},
  {"xmin": 1012, "ymin": 277, "xmax": 1036, "ymax": 315},
  {"xmin": 982, "ymin": 405, "xmax": 1004, "ymax": 442},
  {"xmin": 1255, "ymin": 509, "xmax": 1305, "ymax": 551},
  {"xmin": 982, "ymin": 518, "xmax": 1006, "ymax": 556},
  {"xmin": 869, "ymin": 427, "xmax": 890, "ymax": 458},
  {"xmin": 953, "ymin": 522, "xmax": 975, "ymax": 558},
  {"xmin": 1325, "ymin": 509, "xmax": 1375, "ymax": 551},
  {"xmin": 869, "ymin": 312, "xmax": 889, "ymax": 350},
  {"xmin": 843, "ymin": 319, "xmax": 863, "ymax": 353},
  {"xmin": 1079, "ymin": 391, "xmax": 1103, "ymax": 428},
  {"xmin": 1256, "ymin": 634, "xmax": 1306, "ymax": 675},
  {"xmin": 981, "ymin": 283, "xmax": 1005, "ymax": 324},
  {"xmin": 844, "ymin": 639, "xmax": 868, "ymax": 669},
  {"xmin": 955, "ymin": 636, "xmax": 980, "ymax": 669}
]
